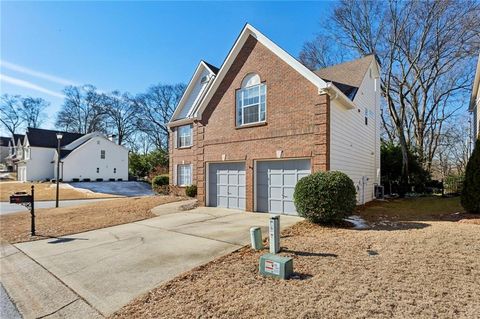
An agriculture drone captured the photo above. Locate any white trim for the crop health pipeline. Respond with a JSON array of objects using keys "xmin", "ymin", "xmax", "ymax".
[
  {"xmin": 195, "ymin": 24, "xmax": 330, "ymax": 121},
  {"xmin": 470, "ymin": 53, "xmax": 480, "ymax": 112},
  {"xmin": 170, "ymin": 61, "xmax": 216, "ymax": 122}
]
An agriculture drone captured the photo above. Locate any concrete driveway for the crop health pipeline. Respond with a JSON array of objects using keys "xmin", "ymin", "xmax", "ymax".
[
  {"xmin": 69, "ymin": 181, "xmax": 154, "ymax": 197},
  {"xmin": 15, "ymin": 206, "xmax": 302, "ymax": 316}
]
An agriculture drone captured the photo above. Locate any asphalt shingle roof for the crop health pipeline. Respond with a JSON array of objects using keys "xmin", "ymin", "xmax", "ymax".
[
  {"xmin": 0, "ymin": 136, "xmax": 11, "ymax": 147},
  {"xmin": 314, "ymin": 54, "xmax": 376, "ymax": 100},
  {"xmin": 26, "ymin": 128, "xmax": 84, "ymax": 148}
]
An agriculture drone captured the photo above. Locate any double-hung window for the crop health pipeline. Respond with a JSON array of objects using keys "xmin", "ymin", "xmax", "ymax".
[
  {"xmin": 177, "ymin": 164, "xmax": 192, "ymax": 186},
  {"xmin": 236, "ymin": 83, "xmax": 266, "ymax": 126},
  {"xmin": 177, "ymin": 125, "xmax": 192, "ymax": 148}
]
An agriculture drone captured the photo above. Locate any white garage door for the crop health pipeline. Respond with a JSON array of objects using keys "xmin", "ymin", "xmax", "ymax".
[
  {"xmin": 256, "ymin": 159, "xmax": 311, "ymax": 215},
  {"xmin": 208, "ymin": 162, "xmax": 246, "ymax": 210},
  {"xmin": 18, "ymin": 166, "xmax": 27, "ymax": 182}
]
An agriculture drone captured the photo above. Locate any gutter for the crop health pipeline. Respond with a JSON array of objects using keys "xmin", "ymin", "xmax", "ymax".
[{"xmin": 320, "ymin": 82, "xmax": 356, "ymax": 109}]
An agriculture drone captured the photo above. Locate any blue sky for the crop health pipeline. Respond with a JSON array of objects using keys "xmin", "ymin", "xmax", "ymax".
[{"xmin": 1, "ymin": 1, "xmax": 333, "ymax": 133}]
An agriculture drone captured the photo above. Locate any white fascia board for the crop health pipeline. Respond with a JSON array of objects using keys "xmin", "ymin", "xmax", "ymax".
[
  {"xmin": 169, "ymin": 61, "xmax": 215, "ymax": 122},
  {"xmin": 470, "ymin": 54, "xmax": 480, "ymax": 112},
  {"xmin": 167, "ymin": 117, "xmax": 195, "ymax": 128},
  {"xmin": 195, "ymin": 24, "xmax": 328, "ymax": 121},
  {"xmin": 322, "ymin": 82, "xmax": 356, "ymax": 109}
]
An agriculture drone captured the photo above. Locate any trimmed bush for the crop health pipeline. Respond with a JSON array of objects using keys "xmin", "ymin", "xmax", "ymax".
[
  {"xmin": 152, "ymin": 175, "xmax": 169, "ymax": 188},
  {"xmin": 83, "ymin": 178, "xmax": 91, "ymax": 182},
  {"xmin": 109, "ymin": 178, "xmax": 116, "ymax": 182},
  {"xmin": 461, "ymin": 139, "xmax": 480, "ymax": 213},
  {"xmin": 96, "ymin": 178, "xmax": 103, "ymax": 182},
  {"xmin": 185, "ymin": 185, "xmax": 197, "ymax": 198},
  {"xmin": 117, "ymin": 178, "xmax": 123, "ymax": 181},
  {"xmin": 72, "ymin": 178, "xmax": 80, "ymax": 182},
  {"xmin": 293, "ymin": 171, "xmax": 356, "ymax": 224}
]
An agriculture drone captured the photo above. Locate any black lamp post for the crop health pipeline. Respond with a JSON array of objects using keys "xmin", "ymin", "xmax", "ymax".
[{"xmin": 55, "ymin": 132, "xmax": 63, "ymax": 208}]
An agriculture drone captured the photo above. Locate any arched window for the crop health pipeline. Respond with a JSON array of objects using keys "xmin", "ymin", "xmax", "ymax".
[{"xmin": 236, "ymin": 73, "xmax": 266, "ymax": 126}]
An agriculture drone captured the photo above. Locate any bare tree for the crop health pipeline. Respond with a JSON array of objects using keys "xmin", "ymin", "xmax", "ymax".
[
  {"xmin": 20, "ymin": 97, "xmax": 48, "ymax": 128},
  {"xmin": 134, "ymin": 83, "xmax": 186, "ymax": 150},
  {"xmin": 103, "ymin": 91, "xmax": 138, "ymax": 145},
  {"xmin": 299, "ymin": 34, "xmax": 348, "ymax": 70},
  {"xmin": 56, "ymin": 85, "xmax": 107, "ymax": 134},
  {"xmin": 0, "ymin": 94, "xmax": 23, "ymax": 136},
  {"xmin": 300, "ymin": 0, "xmax": 480, "ymax": 176}
]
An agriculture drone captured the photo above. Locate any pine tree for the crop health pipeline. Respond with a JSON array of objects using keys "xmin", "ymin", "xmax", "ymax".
[{"xmin": 461, "ymin": 138, "xmax": 480, "ymax": 213}]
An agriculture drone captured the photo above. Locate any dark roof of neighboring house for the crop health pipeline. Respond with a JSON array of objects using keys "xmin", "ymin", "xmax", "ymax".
[
  {"xmin": 26, "ymin": 128, "xmax": 84, "ymax": 148},
  {"xmin": 0, "ymin": 136, "xmax": 11, "ymax": 146},
  {"xmin": 60, "ymin": 149, "xmax": 73, "ymax": 159},
  {"xmin": 13, "ymin": 134, "xmax": 25, "ymax": 145},
  {"xmin": 314, "ymin": 54, "xmax": 376, "ymax": 100},
  {"xmin": 203, "ymin": 61, "xmax": 220, "ymax": 74}
]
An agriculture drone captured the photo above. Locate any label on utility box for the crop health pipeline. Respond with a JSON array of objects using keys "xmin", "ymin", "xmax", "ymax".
[{"xmin": 264, "ymin": 260, "xmax": 280, "ymax": 275}]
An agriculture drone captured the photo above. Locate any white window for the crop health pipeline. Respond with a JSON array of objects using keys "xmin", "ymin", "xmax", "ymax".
[
  {"xmin": 177, "ymin": 164, "xmax": 192, "ymax": 186},
  {"xmin": 177, "ymin": 125, "xmax": 192, "ymax": 148},
  {"xmin": 236, "ymin": 73, "xmax": 266, "ymax": 126},
  {"xmin": 100, "ymin": 150, "xmax": 105, "ymax": 159}
]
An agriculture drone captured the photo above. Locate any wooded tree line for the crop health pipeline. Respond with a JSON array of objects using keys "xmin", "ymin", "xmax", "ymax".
[
  {"xmin": 0, "ymin": 95, "xmax": 48, "ymax": 135},
  {"xmin": 300, "ymin": 0, "xmax": 480, "ymax": 179},
  {"xmin": 0, "ymin": 83, "xmax": 186, "ymax": 153}
]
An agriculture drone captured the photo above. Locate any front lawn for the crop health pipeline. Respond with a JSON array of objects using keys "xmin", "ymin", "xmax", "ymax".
[
  {"xmin": 0, "ymin": 196, "xmax": 183, "ymax": 243},
  {"xmin": 111, "ymin": 196, "xmax": 480, "ymax": 319},
  {"xmin": 0, "ymin": 181, "xmax": 118, "ymax": 201}
]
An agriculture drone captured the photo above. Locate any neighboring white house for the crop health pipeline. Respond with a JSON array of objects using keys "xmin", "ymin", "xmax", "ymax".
[
  {"xmin": 0, "ymin": 137, "xmax": 11, "ymax": 165},
  {"xmin": 5, "ymin": 134, "xmax": 25, "ymax": 172},
  {"xmin": 17, "ymin": 128, "xmax": 129, "ymax": 182},
  {"xmin": 470, "ymin": 53, "xmax": 480, "ymax": 143}
]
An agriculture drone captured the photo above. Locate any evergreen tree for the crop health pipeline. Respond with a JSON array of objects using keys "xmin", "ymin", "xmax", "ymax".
[{"xmin": 461, "ymin": 139, "xmax": 480, "ymax": 214}]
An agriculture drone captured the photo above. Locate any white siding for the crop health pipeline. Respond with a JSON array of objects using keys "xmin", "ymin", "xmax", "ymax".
[
  {"xmin": 60, "ymin": 136, "xmax": 128, "ymax": 181},
  {"xmin": 24, "ymin": 147, "xmax": 55, "ymax": 181},
  {"xmin": 330, "ymin": 62, "xmax": 381, "ymax": 204},
  {"xmin": 177, "ymin": 68, "xmax": 212, "ymax": 119}
]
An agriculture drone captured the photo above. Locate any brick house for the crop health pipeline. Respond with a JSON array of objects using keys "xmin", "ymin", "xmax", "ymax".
[{"xmin": 168, "ymin": 24, "xmax": 381, "ymax": 215}]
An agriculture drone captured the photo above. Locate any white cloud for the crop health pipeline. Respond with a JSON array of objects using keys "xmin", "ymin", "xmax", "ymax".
[
  {"xmin": 0, "ymin": 60, "xmax": 76, "ymax": 86},
  {"xmin": 0, "ymin": 74, "xmax": 65, "ymax": 99}
]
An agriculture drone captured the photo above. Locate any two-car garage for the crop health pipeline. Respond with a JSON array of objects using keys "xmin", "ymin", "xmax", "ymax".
[{"xmin": 207, "ymin": 159, "xmax": 311, "ymax": 215}]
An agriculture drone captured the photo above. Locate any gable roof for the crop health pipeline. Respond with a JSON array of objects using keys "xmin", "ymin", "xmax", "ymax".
[
  {"xmin": 13, "ymin": 134, "xmax": 25, "ymax": 145},
  {"xmin": 203, "ymin": 61, "xmax": 220, "ymax": 74},
  {"xmin": 0, "ymin": 136, "xmax": 11, "ymax": 147},
  {"xmin": 26, "ymin": 128, "xmax": 84, "ymax": 148},
  {"xmin": 169, "ymin": 60, "xmax": 219, "ymax": 124},
  {"xmin": 315, "ymin": 54, "xmax": 376, "ymax": 86},
  {"xmin": 470, "ymin": 53, "xmax": 480, "ymax": 112}
]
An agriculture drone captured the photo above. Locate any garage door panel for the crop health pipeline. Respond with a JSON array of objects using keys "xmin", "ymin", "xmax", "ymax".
[
  {"xmin": 283, "ymin": 187, "xmax": 295, "ymax": 198},
  {"xmin": 256, "ymin": 159, "xmax": 311, "ymax": 215},
  {"xmin": 270, "ymin": 186, "xmax": 282, "ymax": 199},
  {"xmin": 283, "ymin": 173, "xmax": 297, "ymax": 186},
  {"xmin": 270, "ymin": 200, "xmax": 282, "ymax": 213},
  {"xmin": 208, "ymin": 162, "xmax": 246, "ymax": 210}
]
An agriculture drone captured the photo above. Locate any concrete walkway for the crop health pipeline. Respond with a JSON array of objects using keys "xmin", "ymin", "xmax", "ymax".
[
  {"xmin": 14, "ymin": 204, "xmax": 302, "ymax": 316},
  {"xmin": 0, "ymin": 241, "xmax": 102, "ymax": 319}
]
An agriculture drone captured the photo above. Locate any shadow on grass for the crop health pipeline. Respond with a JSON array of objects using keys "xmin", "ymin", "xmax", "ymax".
[
  {"xmin": 367, "ymin": 221, "xmax": 431, "ymax": 231},
  {"xmin": 282, "ymin": 248, "xmax": 338, "ymax": 258},
  {"xmin": 289, "ymin": 272, "xmax": 314, "ymax": 280}
]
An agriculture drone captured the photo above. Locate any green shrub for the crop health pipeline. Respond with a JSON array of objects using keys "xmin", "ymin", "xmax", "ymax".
[
  {"xmin": 185, "ymin": 185, "xmax": 197, "ymax": 198},
  {"xmin": 152, "ymin": 175, "xmax": 169, "ymax": 187},
  {"xmin": 293, "ymin": 171, "xmax": 356, "ymax": 224},
  {"xmin": 461, "ymin": 139, "xmax": 480, "ymax": 213}
]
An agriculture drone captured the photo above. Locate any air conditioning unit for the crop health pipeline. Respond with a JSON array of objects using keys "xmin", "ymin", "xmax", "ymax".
[{"xmin": 374, "ymin": 185, "xmax": 384, "ymax": 199}]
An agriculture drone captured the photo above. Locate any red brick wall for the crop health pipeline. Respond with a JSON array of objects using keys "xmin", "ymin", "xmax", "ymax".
[{"xmin": 170, "ymin": 35, "xmax": 330, "ymax": 210}]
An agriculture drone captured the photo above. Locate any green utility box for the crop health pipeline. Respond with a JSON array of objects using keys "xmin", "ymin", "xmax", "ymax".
[{"xmin": 259, "ymin": 253, "xmax": 293, "ymax": 280}]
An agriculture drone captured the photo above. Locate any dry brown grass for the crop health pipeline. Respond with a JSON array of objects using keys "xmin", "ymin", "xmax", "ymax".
[
  {"xmin": 111, "ymin": 197, "xmax": 480, "ymax": 319},
  {"xmin": 0, "ymin": 181, "xmax": 118, "ymax": 201},
  {"xmin": 0, "ymin": 196, "xmax": 183, "ymax": 243}
]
